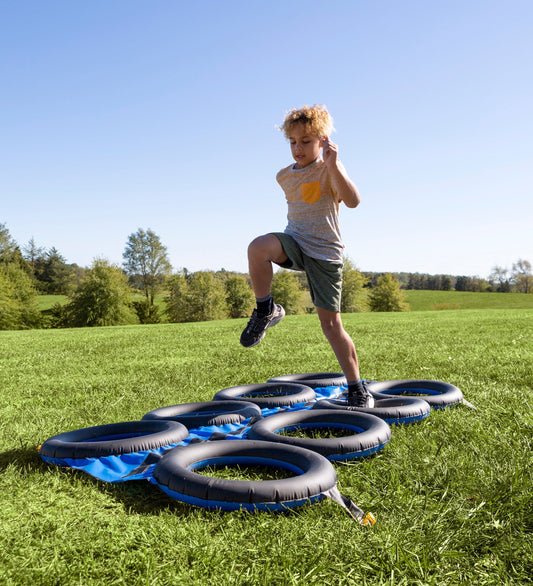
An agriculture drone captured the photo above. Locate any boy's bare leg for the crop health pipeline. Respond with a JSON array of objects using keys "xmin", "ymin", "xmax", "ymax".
[
  {"xmin": 316, "ymin": 306, "xmax": 373, "ymax": 407},
  {"xmin": 247, "ymin": 234, "xmax": 288, "ymax": 297},
  {"xmin": 240, "ymin": 234, "xmax": 288, "ymax": 348},
  {"xmin": 315, "ymin": 306, "xmax": 359, "ymax": 381}
]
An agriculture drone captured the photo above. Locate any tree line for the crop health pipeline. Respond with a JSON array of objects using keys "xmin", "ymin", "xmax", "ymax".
[
  {"xmin": 1, "ymin": 222, "xmax": 531, "ymax": 331},
  {"xmin": 363, "ymin": 263, "xmax": 532, "ymax": 294}
]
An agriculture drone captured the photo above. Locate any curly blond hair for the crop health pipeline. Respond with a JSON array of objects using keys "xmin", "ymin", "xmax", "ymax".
[{"xmin": 280, "ymin": 104, "xmax": 334, "ymax": 139}]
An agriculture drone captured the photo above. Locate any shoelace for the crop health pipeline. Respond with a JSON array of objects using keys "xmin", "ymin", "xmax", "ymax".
[
  {"xmin": 348, "ymin": 391, "xmax": 372, "ymax": 407},
  {"xmin": 246, "ymin": 311, "xmax": 269, "ymax": 333},
  {"xmin": 355, "ymin": 395, "xmax": 372, "ymax": 407}
]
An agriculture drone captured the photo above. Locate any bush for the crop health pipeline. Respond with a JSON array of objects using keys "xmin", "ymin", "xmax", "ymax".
[
  {"xmin": 271, "ymin": 270, "xmax": 306, "ymax": 315},
  {"xmin": 368, "ymin": 273, "xmax": 409, "ymax": 312},
  {"xmin": 133, "ymin": 300, "xmax": 161, "ymax": 324},
  {"xmin": 61, "ymin": 259, "xmax": 137, "ymax": 327},
  {"xmin": 165, "ymin": 273, "xmax": 189, "ymax": 322},
  {"xmin": 341, "ymin": 257, "xmax": 369, "ymax": 313},
  {"xmin": 166, "ymin": 271, "xmax": 228, "ymax": 322},
  {"xmin": 225, "ymin": 275, "xmax": 255, "ymax": 318},
  {"xmin": 0, "ymin": 264, "xmax": 42, "ymax": 330}
]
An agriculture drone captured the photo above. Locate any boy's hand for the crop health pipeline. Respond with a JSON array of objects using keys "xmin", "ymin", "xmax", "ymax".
[
  {"xmin": 321, "ymin": 136, "xmax": 338, "ymax": 169},
  {"xmin": 321, "ymin": 136, "xmax": 361, "ymax": 208}
]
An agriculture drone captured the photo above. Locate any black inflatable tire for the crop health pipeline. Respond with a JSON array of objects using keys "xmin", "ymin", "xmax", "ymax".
[
  {"xmin": 367, "ymin": 379, "xmax": 463, "ymax": 409},
  {"xmin": 247, "ymin": 409, "xmax": 391, "ymax": 460},
  {"xmin": 39, "ymin": 420, "xmax": 189, "ymax": 459},
  {"xmin": 267, "ymin": 372, "xmax": 347, "ymax": 389},
  {"xmin": 152, "ymin": 439, "xmax": 337, "ymax": 511},
  {"xmin": 212, "ymin": 383, "xmax": 315, "ymax": 408},
  {"xmin": 142, "ymin": 400, "xmax": 261, "ymax": 429},
  {"xmin": 318, "ymin": 395, "xmax": 431, "ymax": 425}
]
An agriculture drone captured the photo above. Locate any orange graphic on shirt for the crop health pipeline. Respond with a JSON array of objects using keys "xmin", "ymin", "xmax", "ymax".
[{"xmin": 301, "ymin": 181, "xmax": 321, "ymax": 204}]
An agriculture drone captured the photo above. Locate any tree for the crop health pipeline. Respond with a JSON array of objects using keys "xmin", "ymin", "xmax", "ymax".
[
  {"xmin": 512, "ymin": 259, "xmax": 532, "ymax": 293},
  {"xmin": 489, "ymin": 266, "xmax": 511, "ymax": 292},
  {"xmin": 455, "ymin": 276, "xmax": 472, "ymax": 292},
  {"xmin": 132, "ymin": 299, "xmax": 162, "ymax": 324},
  {"xmin": 472, "ymin": 277, "xmax": 491, "ymax": 292},
  {"xmin": 0, "ymin": 263, "xmax": 41, "ymax": 330},
  {"xmin": 271, "ymin": 270, "xmax": 305, "ymax": 315},
  {"xmin": 441, "ymin": 275, "xmax": 453, "ymax": 291},
  {"xmin": 187, "ymin": 272, "xmax": 228, "ymax": 321},
  {"xmin": 165, "ymin": 272, "xmax": 189, "ymax": 323},
  {"xmin": 22, "ymin": 237, "xmax": 45, "ymax": 269},
  {"xmin": 34, "ymin": 247, "xmax": 76, "ymax": 294},
  {"xmin": 0, "ymin": 222, "xmax": 27, "ymax": 268},
  {"xmin": 341, "ymin": 257, "xmax": 368, "ymax": 313},
  {"xmin": 0, "ymin": 224, "xmax": 41, "ymax": 330},
  {"xmin": 123, "ymin": 228, "xmax": 172, "ymax": 306},
  {"xmin": 0, "ymin": 222, "xmax": 18, "ymax": 262},
  {"xmin": 61, "ymin": 258, "xmax": 136, "ymax": 327},
  {"xmin": 368, "ymin": 273, "xmax": 409, "ymax": 312},
  {"xmin": 166, "ymin": 271, "xmax": 228, "ymax": 323},
  {"xmin": 225, "ymin": 275, "xmax": 255, "ymax": 318}
]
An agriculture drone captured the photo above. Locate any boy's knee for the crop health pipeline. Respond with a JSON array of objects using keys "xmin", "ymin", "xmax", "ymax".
[
  {"xmin": 248, "ymin": 236, "xmax": 266, "ymax": 259},
  {"xmin": 248, "ymin": 234, "xmax": 283, "ymax": 262},
  {"xmin": 249, "ymin": 235, "xmax": 265, "ymax": 249},
  {"xmin": 319, "ymin": 313, "xmax": 342, "ymax": 337}
]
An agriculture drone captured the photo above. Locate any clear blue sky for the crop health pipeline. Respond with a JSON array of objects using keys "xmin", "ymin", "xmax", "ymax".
[{"xmin": 2, "ymin": 0, "xmax": 532, "ymax": 278}]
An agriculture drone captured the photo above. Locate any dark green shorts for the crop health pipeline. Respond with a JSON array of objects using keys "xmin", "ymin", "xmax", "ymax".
[{"xmin": 271, "ymin": 232, "xmax": 343, "ymax": 313}]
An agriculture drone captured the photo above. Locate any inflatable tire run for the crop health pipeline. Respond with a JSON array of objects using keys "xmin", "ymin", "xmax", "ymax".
[
  {"xmin": 367, "ymin": 379, "xmax": 464, "ymax": 409},
  {"xmin": 213, "ymin": 382, "xmax": 316, "ymax": 408},
  {"xmin": 267, "ymin": 372, "xmax": 347, "ymax": 389},
  {"xmin": 318, "ymin": 395, "xmax": 431, "ymax": 425},
  {"xmin": 39, "ymin": 420, "xmax": 189, "ymax": 459},
  {"xmin": 142, "ymin": 400, "xmax": 261, "ymax": 429},
  {"xmin": 247, "ymin": 409, "xmax": 391, "ymax": 461},
  {"xmin": 151, "ymin": 439, "xmax": 338, "ymax": 512}
]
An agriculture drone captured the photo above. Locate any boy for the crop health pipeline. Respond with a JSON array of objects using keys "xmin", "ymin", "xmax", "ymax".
[{"xmin": 240, "ymin": 105, "xmax": 373, "ymax": 408}]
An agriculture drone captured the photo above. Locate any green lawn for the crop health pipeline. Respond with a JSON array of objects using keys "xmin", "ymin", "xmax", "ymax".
[
  {"xmin": 37, "ymin": 294, "xmax": 167, "ymax": 319},
  {"xmin": 404, "ymin": 290, "xmax": 533, "ymax": 312},
  {"xmin": 1, "ymin": 310, "xmax": 532, "ymax": 584},
  {"xmin": 37, "ymin": 294, "xmax": 68, "ymax": 311},
  {"xmin": 39, "ymin": 290, "xmax": 533, "ymax": 318}
]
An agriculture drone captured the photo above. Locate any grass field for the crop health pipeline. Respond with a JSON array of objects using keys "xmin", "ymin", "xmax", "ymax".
[
  {"xmin": 403, "ymin": 290, "xmax": 533, "ymax": 312},
  {"xmin": 37, "ymin": 290, "xmax": 533, "ymax": 326},
  {"xmin": 37, "ymin": 294, "xmax": 68, "ymax": 311},
  {"xmin": 1, "ymin": 308, "xmax": 532, "ymax": 585}
]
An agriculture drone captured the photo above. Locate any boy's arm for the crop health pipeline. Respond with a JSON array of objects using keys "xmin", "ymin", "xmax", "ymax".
[{"xmin": 322, "ymin": 137, "xmax": 361, "ymax": 208}]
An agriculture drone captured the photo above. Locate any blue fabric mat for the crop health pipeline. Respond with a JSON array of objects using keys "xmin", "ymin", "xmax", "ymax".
[{"xmin": 40, "ymin": 385, "xmax": 345, "ymax": 482}]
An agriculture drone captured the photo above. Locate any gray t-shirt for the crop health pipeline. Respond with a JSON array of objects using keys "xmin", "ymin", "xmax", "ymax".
[{"xmin": 276, "ymin": 158, "xmax": 345, "ymax": 263}]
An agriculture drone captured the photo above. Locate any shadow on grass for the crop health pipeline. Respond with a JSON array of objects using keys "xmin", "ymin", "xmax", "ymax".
[
  {"xmin": 0, "ymin": 445, "xmax": 46, "ymax": 472},
  {"xmin": 97, "ymin": 477, "xmax": 196, "ymax": 517},
  {"xmin": 1, "ymin": 445, "xmax": 317, "ymax": 520},
  {"xmin": 0, "ymin": 445, "xmax": 199, "ymax": 517}
]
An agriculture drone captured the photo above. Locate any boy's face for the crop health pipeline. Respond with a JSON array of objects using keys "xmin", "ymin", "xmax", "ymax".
[{"xmin": 288, "ymin": 123, "xmax": 322, "ymax": 169}]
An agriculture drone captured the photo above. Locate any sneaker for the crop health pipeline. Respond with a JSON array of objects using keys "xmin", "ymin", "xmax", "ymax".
[
  {"xmin": 240, "ymin": 304, "xmax": 285, "ymax": 348},
  {"xmin": 347, "ymin": 381, "xmax": 375, "ymax": 408}
]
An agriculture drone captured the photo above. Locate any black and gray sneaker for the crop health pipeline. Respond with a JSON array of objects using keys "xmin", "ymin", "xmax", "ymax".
[
  {"xmin": 347, "ymin": 381, "xmax": 375, "ymax": 408},
  {"xmin": 240, "ymin": 304, "xmax": 285, "ymax": 348}
]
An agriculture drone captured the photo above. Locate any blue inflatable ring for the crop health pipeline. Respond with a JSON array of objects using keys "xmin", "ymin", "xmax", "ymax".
[
  {"xmin": 212, "ymin": 382, "xmax": 315, "ymax": 408},
  {"xmin": 318, "ymin": 394, "xmax": 431, "ymax": 425},
  {"xmin": 267, "ymin": 372, "xmax": 347, "ymax": 389},
  {"xmin": 247, "ymin": 409, "xmax": 391, "ymax": 460},
  {"xmin": 39, "ymin": 420, "xmax": 189, "ymax": 459},
  {"xmin": 142, "ymin": 400, "xmax": 261, "ymax": 429},
  {"xmin": 151, "ymin": 439, "xmax": 338, "ymax": 512},
  {"xmin": 367, "ymin": 379, "xmax": 463, "ymax": 409}
]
